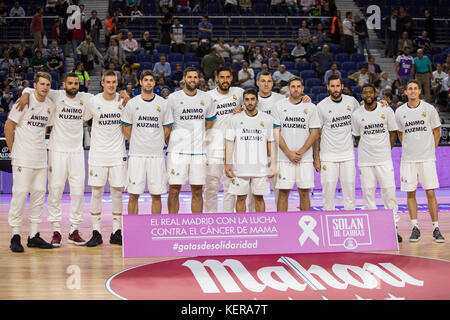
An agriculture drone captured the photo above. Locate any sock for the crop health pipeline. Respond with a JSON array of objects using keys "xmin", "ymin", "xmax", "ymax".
[
  {"xmin": 12, "ymin": 227, "xmax": 20, "ymax": 237},
  {"xmin": 411, "ymin": 219, "xmax": 419, "ymax": 229},
  {"xmin": 433, "ymin": 221, "xmax": 439, "ymax": 229},
  {"xmin": 112, "ymin": 215, "xmax": 122, "ymax": 233},
  {"xmin": 29, "ymin": 223, "xmax": 39, "ymax": 238},
  {"xmin": 91, "ymin": 214, "xmax": 101, "ymax": 233},
  {"xmin": 52, "ymin": 222, "xmax": 61, "ymax": 233},
  {"xmin": 70, "ymin": 224, "xmax": 78, "ymax": 234}
]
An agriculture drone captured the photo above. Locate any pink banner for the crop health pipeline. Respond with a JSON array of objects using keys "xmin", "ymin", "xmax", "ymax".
[{"xmin": 122, "ymin": 210, "xmax": 399, "ymax": 258}]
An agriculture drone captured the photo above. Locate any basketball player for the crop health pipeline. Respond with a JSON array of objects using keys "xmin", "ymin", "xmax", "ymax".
[
  {"xmin": 315, "ymin": 75, "xmax": 361, "ymax": 211},
  {"xmin": 273, "ymin": 77, "xmax": 320, "ymax": 212},
  {"xmin": 5, "ymin": 72, "xmax": 54, "ymax": 252},
  {"xmin": 395, "ymin": 80, "xmax": 445, "ymax": 242},
  {"xmin": 225, "ymin": 88, "xmax": 276, "ymax": 212},
  {"xmin": 352, "ymin": 84, "xmax": 403, "ymax": 242},
  {"xmin": 83, "ymin": 70, "xmax": 128, "ymax": 247},
  {"xmin": 166, "ymin": 67, "xmax": 216, "ymax": 214},
  {"xmin": 204, "ymin": 67, "xmax": 243, "ymax": 213},
  {"xmin": 122, "ymin": 70, "xmax": 173, "ymax": 214}
]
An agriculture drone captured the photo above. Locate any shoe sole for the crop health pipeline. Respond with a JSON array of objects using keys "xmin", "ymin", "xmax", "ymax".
[
  {"xmin": 86, "ymin": 240, "xmax": 103, "ymax": 247},
  {"xmin": 27, "ymin": 244, "xmax": 53, "ymax": 249},
  {"xmin": 10, "ymin": 246, "xmax": 24, "ymax": 253},
  {"xmin": 432, "ymin": 238, "xmax": 445, "ymax": 243},
  {"xmin": 409, "ymin": 237, "xmax": 421, "ymax": 242},
  {"xmin": 68, "ymin": 240, "xmax": 87, "ymax": 245},
  {"xmin": 109, "ymin": 241, "xmax": 122, "ymax": 245},
  {"xmin": 52, "ymin": 243, "xmax": 61, "ymax": 248}
]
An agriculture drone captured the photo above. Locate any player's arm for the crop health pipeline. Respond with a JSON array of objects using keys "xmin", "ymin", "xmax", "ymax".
[
  {"xmin": 354, "ymin": 135, "xmax": 360, "ymax": 147},
  {"xmin": 4, "ymin": 119, "xmax": 17, "ymax": 152},
  {"xmin": 205, "ymin": 118, "xmax": 215, "ymax": 130},
  {"xmin": 122, "ymin": 123, "xmax": 132, "ymax": 141},
  {"xmin": 163, "ymin": 124, "xmax": 172, "ymax": 145},
  {"xmin": 274, "ymin": 127, "xmax": 301, "ymax": 163},
  {"xmin": 267, "ymin": 140, "xmax": 276, "ymax": 178},
  {"xmin": 16, "ymin": 88, "xmax": 59, "ymax": 111},
  {"xmin": 397, "ymin": 131, "xmax": 403, "ymax": 143},
  {"xmin": 313, "ymin": 129, "xmax": 321, "ymax": 172},
  {"xmin": 389, "ymin": 131, "xmax": 397, "ymax": 149},
  {"xmin": 433, "ymin": 126, "xmax": 441, "ymax": 150},
  {"xmin": 225, "ymin": 139, "xmax": 235, "ymax": 178},
  {"xmin": 298, "ymin": 128, "xmax": 320, "ymax": 157}
]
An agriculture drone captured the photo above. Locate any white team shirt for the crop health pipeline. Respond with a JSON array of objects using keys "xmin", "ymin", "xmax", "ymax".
[
  {"xmin": 121, "ymin": 94, "xmax": 173, "ymax": 157},
  {"xmin": 317, "ymin": 94, "xmax": 360, "ymax": 161},
  {"xmin": 166, "ymin": 89, "xmax": 216, "ymax": 155},
  {"xmin": 8, "ymin": 92, "xmax": 53, "ymax": 168},
  {"xmin": 226, "ymin": 110, "xmax": 274, "ymax": 177},
  {"xmin": 272, "ymin": 99, "xmax": 321, "ymax": 163},
  {"xmin": 395, "ymin": 101, "xmax": 441, "ymax": 163},
  {"xmin": 352, "ymin": 103, "xmax": 398, "ymax": 166},
  {"xmin": 84, "ymin": 93, "xmax": 126, "ymax": 166},
  {"xmin": 206, "ymin": 87, "xmax": 244, "ymax": 159},
  {"xmin": 257, "ymin": 92, "xmax": 285, "ymax": 117},
  {"xmin": 23, "ymin": 88, "xmax": 94, "ymax": 153}
]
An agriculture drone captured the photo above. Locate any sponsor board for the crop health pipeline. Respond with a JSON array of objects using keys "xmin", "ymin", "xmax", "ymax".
[
  {"xmin": 106, "ymin": 253, "xmax": 450, "ymax": 300},
  {"xmin": 122, "ymin": 210, "xmax": 398, "ymax": 258}
]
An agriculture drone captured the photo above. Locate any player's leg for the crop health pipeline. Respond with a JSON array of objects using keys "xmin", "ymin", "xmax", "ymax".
[
  {"xmin": 127, "ymin": 156, "xmax": 147, "ymax": 215},
  {"xmin": 67, "ymin": 152, "xmax": 86, "ymax": 245},
  {"xmin": 168, "ymin": 185, "xmax": 181, "ymax": 214},
  {"xmin": 297, "ymin": 162, "xmax": 315, "ymax": 211},
  {"xmin": 8, "ymin": 166, "xmax": 32, "ymax": 252},
  {"xmin": 204, "ymin": 161, "xmax": 221, "ymax": 213},
  {"xmin": 109, "ymin": 164, "xmax": 126, "ymax": 245},
  {"xmin": 339, "ymin": 159, "xmax": 356, "ymax": 210},
  {"xmin": 167, "ymin": 153, "xmax": 189, "ymax": 214},
  {"xmin": 86, "ymin": 166, "xmax": 108, "ymax": 247},
  {"xmin": 276, "ymin": 161, "xmax": 296, "ymax": 212},
  {"xmin": 189, "ymin": 155, "xmax": 207, "ymax": 213},
  {"xmin": 359, "ymin": 165, "xmax": 377, "ymax": 210},
  {"xmin": 277, "ymin": 189, "xmax": 291, "ymax": 211},
  {"xmin": 229, "ymin": 177, "xmax": 250, "ymax": 212},
  {"xmin": 400, "ymin": 161, "xmax": 421, "ymax": 242},
  {"xmin": 298, "ymin": 189, "xmax": 311, "ymax": 211},
  {"xmin": 320, "ymin": 161, "xmax": 339, "ymax": 210},
  {"xmin": 236, "ymin": 195, "xmax": 248, "ymax": 212},
  {"xmin": 222, "ymin": 172, "xmax": 236, "ymax": 213},
  {"xmin": 251, "ymin": 176, "xmax": 270, "ymax": 212},
  {"xmin": 190, "ymin": 185, "xmax": 204, "ymax": 213}
]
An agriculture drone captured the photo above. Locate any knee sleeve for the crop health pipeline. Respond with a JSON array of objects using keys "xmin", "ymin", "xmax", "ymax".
[
  {"xmin": 90, "ymin": 186, "xmax": 104, "ymax": 213},
  {"xmin": 111, "ymin": 187, "xmax": 123, "ymax": 213}
]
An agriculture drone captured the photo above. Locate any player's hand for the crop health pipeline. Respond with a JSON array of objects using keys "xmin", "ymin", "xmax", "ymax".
[
  {"xmin": 15, "ymin": 92, "xmax": 30, "ymax": 112},
  {"xmin": 287, "ymin": 150, "xmax": 301, "ymax": 164},
  {"xmin": 225, "ymin": 164, "xmax": 235, "ymax": 178},
  {"xmin": 379, "ymin": 99, "xmax": 389, "ymax": 107},
  {"xmin": 314, "ymin": 157, "xmax": 321, "ymax": 172},
  {"xmin": 302, "ymin": 94, "xmax": 312, "ymax": 103},
  {"xmin": 119, "ymin": 90, "xmax": 131, "ymax": 105},
  {"xmin": 233, "ymin": 106, "xmax": 244, "ymax": 114},
  {"xmin": 268, "ymin": 163, "xmax": 276, "ymax": 178}
]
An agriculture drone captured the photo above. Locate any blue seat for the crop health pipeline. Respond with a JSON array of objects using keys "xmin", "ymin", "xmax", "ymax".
[
  {"xmin": 317, "ymin": 93, "xmax": 329, "ymax": 102},
  {"xmin": 301, "ymin": 70, "xmax": 316, "ymax": 80},
  {"xmin": 335, "ymin": 53, "xmax": 350, "ymax": 63},
  {"xmin": 283, "ymin": 61, "xmax": 295, "ymax": 69},
  {"xmin": 233, "ymin": 62, "xmax": 242, "ymax": 71},
  {"xmin": 307, "ymin": 92, "xmax": 316, "ymax": 101},
  {"xmin": 306, "ymin": 78, "xmax": 322, "ymax": 87},
  {"xmin": 329, "ymin": 44, "xmax": 343, "ymax": 54},
  {"xmin": 311, "ymin": 86, "xmax": 327, "ymax": 94},
  {"xmin": 342, "ymin": 78, "xmax": 355, "ymax": 87},
  {"xmin": 296, "ymin": 61, "xmax": 310, "ymax": 71},
  {"xmin": 184, "ymin": 52, "xmax": 198, "ymax": 63},
  {"xmin": 351, "ymin": 53, "xmax": 366, "ymax": 62},
  {"xmin": 168, "ymin": 53, "xmax": 183, "ymax": 63},
  {"xmin": 288, "ymin": 69, "xmax": 300, "ymax": 76},
  {"xmin": 156, "ymin": 44, "xmax": 169, "ymax": 54},
  {"xmin": 433, "ymin": 54, "xmax": 446, "ymax": 65},
  {"xmin": 185, "ymin": 61, "xmax": 200, "ymax": 69},
  {"xmin": 138, "ymin": 62, "xmax": 152, "ymax": 71},
  {"xmin": 137, "ymin": 53, "xmax": 152, "ymax": 63},
  {"xmin": 351, "ymin": 86, "xmax": 362, "ymax": 95},
  {"xmin": 342, "ymin": 61, "xmax": 356, "ymax": 72}
]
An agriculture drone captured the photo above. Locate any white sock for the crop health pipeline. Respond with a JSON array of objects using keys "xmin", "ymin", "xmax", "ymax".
[
  {"xmin": 433, "ymin": 221, "xmax": 439, "ymax": 229},
  {"xmin": 52, "ymin": 222, "xmax": 61, "ymax": 233},
  {"xmin": 411, "ymin": 219, "xmax": 419, "ymax": 229},
  {"xmin": 91, "ymin": 214, "xmax": 101, "ymax": 233},
  {"xmin": 29, "ymin": 223, "xmax": 39, "ymax": 238},
  {"xmin": 12, "ymin": 227, "xmax": 20, "ymax": 237},
  {"xmin": 112, "ymin": 215, "xmax": 122, "ymax": 233}
]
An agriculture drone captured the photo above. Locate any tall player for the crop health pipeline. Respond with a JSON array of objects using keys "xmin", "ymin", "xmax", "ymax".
[
  {"xmin": 225, "ymin": 88, "xmax": 276, "ymax": 212},
  {"xmin": 122, "ymin": 70, "xmax": 173, "ymax": 214},
  {"xmin": 5, "ymin": 72, "xmax": 54, "ymax": 252},
  {"xmin": 395, "ymin": 80, "xmax": 445, "ymax": 242},
  {"xmin": 166, "ymin": 67, "xmax": 216, "ymax": 214},
  {"xmin": 83, "ymin": 70, "xmax": 128, "ymax": 247},
  {"xmin": 352, "ymin": 84, "xmax": 403, "ymax": 242},
  {"xmin": 204, "ymin": 67, "xmax": 243, "ymax": 213},
  {"xmin": 315, "ymin": 75, "xmax": 361, "ymax": 211},
  {"xmin": 273, "ymin": 77, "xmax": 320, "ymax": 212}
]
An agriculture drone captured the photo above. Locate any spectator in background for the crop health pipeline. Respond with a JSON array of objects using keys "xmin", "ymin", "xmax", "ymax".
[
  {"xmin": 383, "ymin": 92, "xmax": 397, "ymax": 111},
  {"xmin": 398, "ymin": 7, "xmax": 414, "ymax": 39},
  {"xmin": 413, "ymin": 48, "xmax": 433, "ymax": 102},
  {"xmin": 297, "ymin": 20, "xmax": 311, "ymax": 50},
  {"xmin": 278, "ymin": 41, "xmax": 292, "ymax": 62},
  {"xmin": 443, "ymin": 54, "xmax": 450, "ymax": 73},
  {"xmin": 130, "ymin": 5, "xmax": 143, "ymax": 22},
  {"xmin": 104, "ymin": 10, "xmax": 118, "ymax": 45},
  {"xmin": 51, "ymin": 18, "xmax": 61, "ymax": 43},
  {"xmin": 291, "ymin": 41, "xmax": 307, "ymax": 63},
  {"xmin": 398, "ymin": 31, "xmax": 414, "ymax": 55},
  {"xmin": 286, "ymin": 0, "xmax": 300, "ymax": 15},
  {"xmin": 154, "ymin": 76, "xmax": 171, "ymax": 97},
  {"xmin": 170, "ymin": 17, "xmax": 186, "ymax": 54},
  {"xmin": 30, "ymin": 7, "xmax": 45, "ymax": 51},
  {"xmin": 196, "ymin": 38, "xmax": 211, "ymax": 60},
  {"xmin": 311, "ymin": 44, "xmax": 333, "ymax": 80},
  {"xmin": 4, "ymin": 42, "xmax": 17, "ymax": 60},
  {"xmin": 239, "ymin": 0, "xmax": 252, "ymax": 14},
  {"xmin": 268, "ymin": 52, "xmax": 280, "ymax": 71},
  {"xmin": 170, "ymin": 63, "xmax": 184, "ymax": 89},
  {"xmin": 414, "ymin": 30, "xmax": 432, "ymax": 54},
  {"xmin": 213, "ymin": 37, "xmax": 231, "ymax": 62},
  {"xmin": 348, "ymin": 64, "xmax": 377, "ymax": 88},
  {"xmin": 432, "ymin": 63, "xmax": 447, "ymax": 104},
  {"xmin": 29, "ymin": 50, "xmax": 46, "ymax": 73},
  {"xmin": 121, "ymin": 64, "xmax": 138, "ymax": 89},
  {"xmin": 342, "ymin": 11, "xmax": 355, "ymax": 54},
  {"xmin": 1, "ymin": 85, "xmax": 15, "ymax": 113},
  {"xmin": 122, "ymin": 32, "xmax": 139, "ymax": 54},
  {"xmin": 238, "ymin": 60, "xmax": 255, "ymax": 89},
  {"xmin": 9, "ymin": 0, "xmax": 25, "ymax": 29},
  {"xmin": 104, "ymin": 61, "xmax": 122, "ymax": 83},
  {"xmin": 379, "ymin": 71, "xmax": 393, "ymax": 93},
  {"xmin": 301, "ymin": 0, "xmax": 316, "ymax": 15},
  {"xmin": 249, "ymin": 46, "xmax": 264, "ymax": 70},
  {"xmin": 384, "ymin": 9, "xmax": 399, "ymax": 58},
  {"xmin": 125, "ymin": 0, "xmax": 142, "ymax": 14},
  {"xmin": 354, "ymin": 14, "xmax": 370, "ymax": 56},
  {"xmin": 201, "ymin": 47, "xmax": 224, "ymax": 81},
  {"xmin": 0, "ymin": 1, "xmax": 7, "ymax": 41},
  {"xmin": 395, "ymin": 46, "xmax": 414, "ymax": 87},
  {"xmin": 198, "ymin": 15, "xmax": 213, "ymax": 40},
  {"xmin": 224, "ymin": 0, "xmax": 238, "ymax": 14},
  {"xmin": 140, "ymin": 31, "xmax": 155, "ymax": 54},
  {"xmin": 14, "ymin": 49, "xmax": 29, "ymax": 74},
  {"xmin": 323, "ymin": 62, "xmax": 342, "ymax": 84},
  {"xmin": 68, "ymin": 5, "xmax": 86, "ymax": 63},
  {"xmin": 330, "ymin": 9, "xmax": 342, "ymax": 45},
  {"xmin": 343, "ymin": 85, "xmax": 358, "ymax": 100},
  {"xmin": 230, "ymin": 37, "xmax": 245, "ymax": 63},
  {"xmin": 424, "ymin": 9, "xmax": 435, "ymax": 43},
  {"xmin": 46, "ymin": 47, "xmax": 64, "ymax": 77},
  {"xmin": 176, "ymin": 0, "xmax": 191, "ymax": 15},
  {"xmin": 272, "ymin": 64, "xmax": 294, "ymax": 90},
  {"xmin": 159, "ymin": 6, "xmax": 172, "ymax": 45},
  {"xmin": 45, "ymin": 0, "xmax": 57, "ymax": 14},
  {"xmin": 263, "ymin": 39, "xmax": 275, "ymax": 60},
  {"xmin": 245, "ymin": 39, "xmax": 258, "ymax": 61},
  {"xmin": 17, "ymin": 39, "xmax": 32, "ymax": 59},
  {"xmin": 84, "ymin": 10, "xmax": 102, "ymax": 47},
  {"xmin": 105, "ymin": 37, "xmax": 126, "ymax": 66},
  {"xmin": 72, "ymin": 61, "xmax": 89, "ymax": 92},
  {"xmin": 77, "ymin": 35, "xmax": 104, "ymax": 72},
  {"xmin": 153, "ymin": 55, "xmax": 171, "ymax": 78},
  {"xmin": 161, "ymin": 87, "xmax": 170, "ymax": 99},
  {"xmin": 4, "ymin": 66, "xmax": 23, "ymax": 89},
  {"xmin": 366, "ymin": 55, "xmax": 382, "ymax": 75},
  {"xmin": 256, "ymin": 63, "xmax": 269, "ymax": 80},
  {"xmin": 307, "ymin": 36, "xmax": 322, "ymax": 59},
  {"xmin": 313, "ymin": 23, "xmax": 327, "ymax": 45}
]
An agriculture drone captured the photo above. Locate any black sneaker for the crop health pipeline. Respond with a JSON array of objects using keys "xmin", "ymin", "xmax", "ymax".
[
  {"xmin": 85, "ymin": 230, "xmax": 103, "ymax": 247},
  {"xmin": 432, "ymin": 227, "xmax": 445, "ymax": 243},
  {"xmin": 409, "ymin": 226, "xmax": 421, "ymax": 242},
  {"xmin": 110, "ymin": 229, "xmax": 122, "ymax": 245},
  {"xmin": 397, "ymin": 233, "xmax": 403, "ymax": 243},
  {"xmin": 10, "ymin": 234, "xmax": 24, "ymax": 253},
  {"xmin": 27, "ymin": 232, "xmax": 53, "ymax": 249}
]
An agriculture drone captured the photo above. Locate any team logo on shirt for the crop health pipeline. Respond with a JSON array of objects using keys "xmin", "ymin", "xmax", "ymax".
[
  {"xmin": 171, "ymin": 169, "xmax": 175, "ymax": 175},
  {"xmin": 200, "ymin": 100, "xmax": 205, "ymax": 106},
  {"xmin": 118, "ymin": 103, "xmax": 123, "ymax": 110},
  {"xmin": 89, "ymin": 170, "xmax": 93, "ymax": 176},
  {"xmin": 233, "ymin": 94, "xmax": 237, "ymax": 100},
  {"xmin": 260, "ymin": 121, "xmax": 264, "ymax": 127},
  {"xmin": 304, "ymin": 108, "xmax": 308, "ymax": 114},
  {"xmin": 381, "ymin": 114, "xmax": 386, "ymax": 120},
  {"xmin": 157, "ymin": 106, "xmax": 161, "ymax": 112},
  {"xmin": 49, "ymin": 166, "xmax": 52, "ymax": 173},
  {"xmin": 231, "ymin": 178, "xmax": 236, "ymax": 185},
  {"xmin": 347, "ymin": 106, "xmax": 351, "ymax": 111},
  {"xmin": 422, "ymin": 112, "xmax": 427, "ymax": 117},
  {"xmin": 80, "ymin": 100, "xmax": 84, "ymax": 105},
  {"xmin": 17, "ymin": 167, "xmax": 22, "ymax": 172},
  {"xmin": 322, "ymin": 165, "xmax": 327, "ymax": 171},
  {"xmin": 47, "ymin": 108, "xmax": 51, "ymax": 114}
]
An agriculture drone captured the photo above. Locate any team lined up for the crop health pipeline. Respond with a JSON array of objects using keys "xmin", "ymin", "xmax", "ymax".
[{"xmin": 5, "ymin": 65, "xmax": 445, "ymax": 253}]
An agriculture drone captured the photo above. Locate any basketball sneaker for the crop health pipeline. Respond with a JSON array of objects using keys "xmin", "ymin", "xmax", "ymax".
[
  {"xmin": 85, "ymin": 230, "xmax": 103, "ymax": 247},
  {"xmin": 10, "ymin": 234, "xmax": 24, "ymax": 253},
  {"xmin": 432, "ymin": 228, "xmax": 445, "ymax": 243},
  {"xmin": 397, "ymin": 233, "xmax": 403, "ymax": 243},
  {"xmin": 27, "ymin": 233, "xmax": 54, "ymax": 249},
  {"xmin": 110, "ymin": 229, "xmax": 122, "ymax": 245},
  {"xmin": 51, "ymin": 231, "xmax": 62, "ymax": 247},
  {"xmin": 68, "ymin": 230, "xmax": 87, "ymax": 245},
  {"xmin": 409, "ymin": 226, "xmax": 421, "ymax": 242}
]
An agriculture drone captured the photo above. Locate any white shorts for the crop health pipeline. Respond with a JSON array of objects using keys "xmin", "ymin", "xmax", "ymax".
[
  {"xmin": 359, "ymin": 161, "xmax": 395, "ymax": 189},
  {"xmin": 228, "ymin": 176, "xmax": 270, "ymax": 196},
  {"xmin": 400, "ymin": 161, "xmax": 439, "ymax": 192},
  {"xmin": 276, "ymin": 161, "xmax": 315, "ymax": 190},
  {"xmin": 88, "ymin": 164, "xmax": 127, "ymax": 188},
  {"xmin": 48, "ymin": 151, "xmax": 85, "ymax": 190},
  {"xmin": 127, "ymin": 156, "xmax": 167, "ymax": 195},
  {"xmin": 206, "ymin": 158, "xmax": 225, "ymax": 178},
  {"xmin": 167, "ymin": 153, "xmax": 206, "ymax": 185}
]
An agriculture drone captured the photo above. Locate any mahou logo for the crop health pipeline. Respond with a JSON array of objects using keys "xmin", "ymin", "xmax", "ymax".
[{"xmin": 107, "ymin": 253, "xmax": 450, "ymax": 300}]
